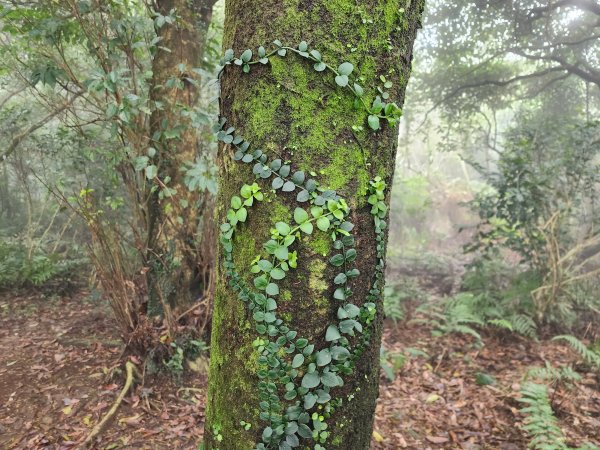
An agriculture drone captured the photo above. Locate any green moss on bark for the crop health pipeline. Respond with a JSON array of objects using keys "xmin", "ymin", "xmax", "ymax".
[{"xmin": 205, "ymin": 0, "xmax": 424, "ymax": 448}]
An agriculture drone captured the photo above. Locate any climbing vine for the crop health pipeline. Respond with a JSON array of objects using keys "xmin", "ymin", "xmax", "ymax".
[{"xmin": 215, "ymin": 40, "xmax": 393, "ymax": 450}]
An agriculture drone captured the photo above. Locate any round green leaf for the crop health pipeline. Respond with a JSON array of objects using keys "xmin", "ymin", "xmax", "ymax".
[
  {"xmin": 335, "ymin": 75, "xmax": 348, "ymax": 87},
  {"xmin": 145, "ymin": 165, "xmax": 157, "ymax": 180},
  {"xmin": 294, "ymin": 208, "xmax": 309, "ymax": 224},
  {"xmin": 338, "ymin": 62, "xmax": 354, "ymax": 76},
  {"xmin": 292, "ymin": 354, "xmax": 305, "ymax": 368},
  {"xmin": 300, "ymin": 222, "xmax": 313, "ymax": 235},
  {"xmin": 301, "ymin": 371, "xmax": 320, "ymax": 389},
  {"xmin": 270, "ymin": 268, "xmax": 286, "ymax": 280},
  {"xmin": 316, "ymin": 216, "xmax": 330, "ymax": 232},
  {"xmin": 236, "ymin": 207, "xmax": 247, "ymax": 222},
  {"xmin": 275, "ymin": 222, "xmax": 291, "ymax": 236},
  {"xmin": 325, "ymin": 325, "xmax": 341, "ymax": 341},
  {"xmin": 320, "ymin": 372, "xmax": 339, "ymax": 387},
  {"xmin": 266, "ymin": 283, "xmax": 279, "ymax": 296},
  {"xmin": 368, "ymin": 115, "xmax": 380, "ymax": 130},
  {"xmin": 316, "ymin": 349, "xmax": 332, "ymax": 367}
]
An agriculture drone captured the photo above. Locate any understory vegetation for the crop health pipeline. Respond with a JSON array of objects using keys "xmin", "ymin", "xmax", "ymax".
[{"xmin": 1, "ymin": 0, "xmax": 599, "ymax": 448}]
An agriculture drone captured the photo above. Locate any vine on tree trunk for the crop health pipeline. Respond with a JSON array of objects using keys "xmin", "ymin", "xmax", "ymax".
[{"xmin": 214, "ymin": 40, "xmax": 393, "ymax": 450}]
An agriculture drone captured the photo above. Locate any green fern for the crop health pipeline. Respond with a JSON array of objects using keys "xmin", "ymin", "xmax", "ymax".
[
  {"xmin": 510, "ymin": 314, "xmax": 538, "ymax": 338},
  {"xmin": 488, "ymin": 318, "xmax": 513, "ymax": 331},
  {"xmin": 525, "ymin": 362, "xmax": 581, "ymax": 385},
  {"xmin": 519, "ymin": 382, "xmax": 568, "ymax": 450},
  {"xmin": 383, "ymin": 285, "xmax": 405, "ymax": 323},
  {"xmin": 552, "ymin": 335, "xmax": 600, "ymax": 370}
]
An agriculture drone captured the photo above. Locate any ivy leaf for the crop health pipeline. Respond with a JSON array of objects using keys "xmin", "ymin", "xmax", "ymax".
[
  {"xmin": 303, "ymin": 344, "xmax": 315, "ymax": 356},
  {"xmin": 291, "ymin": 171, "xmax": 305, "ymax": 184},
  {"xmin": 275, "ymin": 246, "xmax": 289, "ymax": 261},
  {"xmin": 279, "ymin": 165, "xmax": 291, "ymax": 177},
  {"xmin": 310, "ymin": 49, "xmax": 321, "ymax": 61},
  {"xmin": 338, "ymin": 62, "xmax": 353, "ymax": 76},
  {"xmin": 241, "ymin": 49, "xmax": 252, "ymax": 62},
  {"xmin": 333, "ymin": 288, "xmax": 346, "ymax": 300},
  {"xmin": 316, "ymin": 349, "xmax": 332, "ymax": 367},
  {"xmin": 276, "ymin": 222, "xmax": 291, "ymax": 236},
  {"xmin": 368, "ymin": 115, "xmax": 381, "ymax": 130},
  {"xmin": 344, "ymin": 304, "xmax": 360, "ymax": 318},
  {"xmin": 236, "ymin": 207, "xmax": 248, "ymax": 222},
  {"xmin": 272, "ymin": 177, "xmax": 284, "ymax": 190},
  {"xmin": 292, "ymin": 354, "xmax": 305, "ymax": 368},
  {"xmin": 134, "ymin": 155, "xmax": 149, "ymax": 171},
  {"xmin": 254, "ymin": 275, "xmax": 268, "ymax": 290},
  {"xmin": 297, "ymin": 190, "xmax": 310, "ymax": 203},
  {"xmin": 335, "ymin": 75, "xmax": 348, "ymax": 87},
  {"xmin": 294, "ymin": 208, "xmax": 309, "ymax": 224},
  {"xmin": 270, "ymin": 268, "xmax": 286, "ymax": 280},
  {"xmin": 300, "ymin": 222, "xmax": 313, "ymax": 234},
  {"xmin": 331, "ymin": 346, "xmax": 350, "ymax": 361},
  {"xmin": 354, "ymin": 83, "xmax": 364, "ymax": 97},
  {"xmin": 298, "ymin": 424, "xmax": 313, "ymax": 439},
  {"xmin": 329, "ymin": 254, "xmax": 345, "ymax": 266},
  {"xmin": 296, "ymin": 338, "xmax": 308, "ymax": 349},
  {"xmin": 266, "ymin": 298, "xmax": 277, "ymax": 310},
  {"xmin": 240, "ymin": 184, "xmax": 253, "ymax": 198},
  {"xmin": 282, "ymin": 181, "xmax": 295, "ymax": 192},
  {"xmin": 347, "ymin": 268, "xmax": 360, "ymax": 278},
  {"xmin": 304, "ymin": 393, "xmax": 317, "ymax": 410},
  {"xmin": 316, "ymin": 216, "xmax": 330, "ymax": 232},
  {"xmin": 334, "ymin": 273, "xmax": 347, "ymax": 285},
  {"xmin": 314, "ymin": 62, "xmax": 326, "ymax": 72},
  {"xmin": 266, "ymin": 283, "xmax": 279, "ymax": 296},
  {"xmin": 320, "ymin": 372, "xmax": 340, "ymax": 387},
  {"xmin": 301, "ymin": 371, "xmax": 320, "ymax": 389},
  {"xmin": 305, "ymin": 179, "xmax": 318, "ymax": 192},
  {"xmin": 325, "ymin": 325, "xmax": 341, "ymax": 341},
  {"xmin": 311, "ymin": 207, "xmax": 324, "ymax": 218},
  {"xmin": 229, "ymin": 197, "xmax": 241, "ymax": 210},
  {"xmin": 298, "ymin": 41, "xmax": 308, "ymax": 52},
  {"xmin": 223, "ymin": 48, "xmax": 234, "ymax": 62},
  {"xmin": 145, "ymin": 165, "xmax": 158, "ymax": 179},
  {"xmin": 345, "ymin": 248, "xmax": 357, "ymax": 262}
]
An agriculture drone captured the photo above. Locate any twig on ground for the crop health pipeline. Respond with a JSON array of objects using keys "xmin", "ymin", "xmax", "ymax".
[{"xmin": 83, "ymin": 361, "xmax": 139, "ymax": 446}]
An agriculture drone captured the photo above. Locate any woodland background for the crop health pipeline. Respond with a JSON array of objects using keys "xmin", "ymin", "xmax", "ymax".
[{"xmin": 1, "ymin": 0, "xmax": 599, "ymax": 449}]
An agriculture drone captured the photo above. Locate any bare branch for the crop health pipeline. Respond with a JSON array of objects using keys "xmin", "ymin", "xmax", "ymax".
[{"xmin": 1, "ymin": 92, "xmax": 83, "ymax": 162}]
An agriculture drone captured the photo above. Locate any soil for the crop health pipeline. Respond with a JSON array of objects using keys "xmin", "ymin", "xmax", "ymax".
[{"xmin": 0, "ymin": 290, "xmax": 598, "ymax": 449}]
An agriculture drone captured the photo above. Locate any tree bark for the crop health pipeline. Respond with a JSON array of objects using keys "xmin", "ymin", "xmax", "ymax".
[
  {"xmin": 206, "ymin": 0, "xmax": 424, "ymax": 449},
  {"xmin": 147, "ymin": 0, "xmax": 217, "ymax": 318}
]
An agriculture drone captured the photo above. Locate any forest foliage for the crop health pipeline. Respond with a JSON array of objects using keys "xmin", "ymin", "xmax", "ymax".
[{"xmin": 0, "ymin": 0, "xmax": 599, "ymax": 448}]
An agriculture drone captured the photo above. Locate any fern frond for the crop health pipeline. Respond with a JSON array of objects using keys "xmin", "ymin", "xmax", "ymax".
[
  {"xmin": 526, "ymin": 362, "xmax": 581, "ymax": 384},
  {"xmin": 488, "ymin": 319, "xmax": 513, "ymax": 331},
  {"xmin": 553, "ymin": 335, "xmax": 600, "ymax": 369},
  {"xmin": 510, "ymin": 314, "xmax": 538, "ymax": 338},
  {"xmin": 518, "ymin": 382, "xmax": 567, "ymax": 450}
]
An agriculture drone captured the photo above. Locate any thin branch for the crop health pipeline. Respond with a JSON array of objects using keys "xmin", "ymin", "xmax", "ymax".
[
  {"xmin": 416, "ymin": 66, "xmax": 566, "ymax": 130},
  {"xmin": 1, "ymin": 91, "xmax": 83, "ymax": 162}
]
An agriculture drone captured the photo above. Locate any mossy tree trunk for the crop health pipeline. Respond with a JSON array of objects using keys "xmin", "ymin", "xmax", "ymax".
[
  {"xmin": 147, "ymin": 0, "xmax": 217, "ymax": 320},
  {"xmin": 206, "ymin": 1, "xmax": 424, "ymax": 449}
]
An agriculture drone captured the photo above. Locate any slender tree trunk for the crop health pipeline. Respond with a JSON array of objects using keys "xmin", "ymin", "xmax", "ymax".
[
  {"xmin": 147, "ymin": 0, "xmax": 217, "ymax": 318},
  {"xmin": 206, "ymin": 0, "xmax": 424, "ymax": 448}
]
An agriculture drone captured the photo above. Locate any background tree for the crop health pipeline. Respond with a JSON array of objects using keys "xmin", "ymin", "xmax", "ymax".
[
  {"xmin": 205, "ymin": 0, "xmax": 424, "ymax": 449},
  {"xmin": 0, "ymin": 0, "xmax": 220, "ymax": 350}
]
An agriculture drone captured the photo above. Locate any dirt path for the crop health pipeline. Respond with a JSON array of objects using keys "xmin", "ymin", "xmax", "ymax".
[
  {"xmin": 1, "ymin": 291, "xmax": 599, "ymax": 449},
  {"xmin": 0, "ymin": 292, "xmax": 206, "ymax": 449},
  {"xmin": 373, "ymin": 324, "xmax": 600, "ymax": 449}
]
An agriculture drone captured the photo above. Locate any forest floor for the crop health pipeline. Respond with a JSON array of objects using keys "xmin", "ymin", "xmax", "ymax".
[{"xmin": 0, "ymin": 289, "xmax": 599, "ymax": 450}]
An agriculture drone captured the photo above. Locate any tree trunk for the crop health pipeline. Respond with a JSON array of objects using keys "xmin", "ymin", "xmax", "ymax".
[
  {"xmin": 147, "ymin": 0, "xmax": 217, "ymax": 320},
  {"xmin": 206, "ymin": 1, "xmax": 424, "ymax": 449}
]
